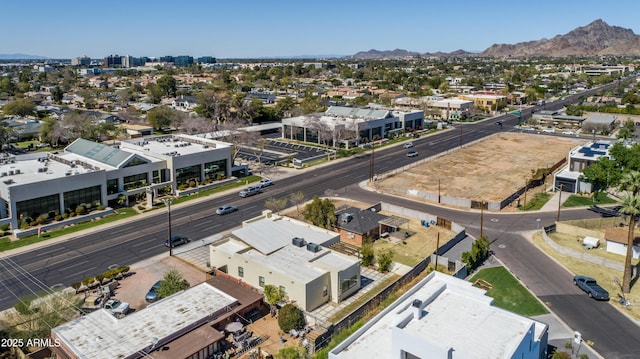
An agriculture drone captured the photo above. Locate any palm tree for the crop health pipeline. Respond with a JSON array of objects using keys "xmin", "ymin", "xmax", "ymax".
[
  {"xmin": 619, "ymin": 193, "xmax": 640, "ymax": 293},
  {"xmin": 618, "ymin": 170, "xmax": 640, "ymax": 293}
]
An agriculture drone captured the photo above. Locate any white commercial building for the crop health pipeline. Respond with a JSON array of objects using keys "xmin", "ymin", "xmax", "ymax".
[
  {"xmin": 0, "ymin": 134, "xmax": 232, "ymax": 231},
  {"xmin": 281, "ymin": 106, "xmax": 424, "ymax": 146},
  {"xmin": 329, "ymin": 271, "xmax": 548, "ymax": 359},
  {"xmin": 210, "ymin": 211, "xmax": 361, "ymax": 311}
]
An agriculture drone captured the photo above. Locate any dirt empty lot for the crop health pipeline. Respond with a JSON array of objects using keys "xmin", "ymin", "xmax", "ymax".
[{"xmin": 377, "ymin": 132, "xmax": 587, "ymax": 201}]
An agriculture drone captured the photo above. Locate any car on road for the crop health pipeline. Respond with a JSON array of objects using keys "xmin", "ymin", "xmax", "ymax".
[
  {"xmin": 259, "ymin": 178, "xmax": 273, "ymax": 187},
  {"xmin": 561, "ymin": 130, "xmax": 575, "ymax": 135},
  {"xmin": 239, "ymin": 185, "xmax": 261, "ymax": 198},
  {"xmin": 216, "ymin": 205, "xmax": 238, "ymax": 215},
  {"xmin": 145, "ymin": 280, "xmax": 163, "ymax": 302},
  {"xmin": 103, "ymin": 298, "xmax": 130, "ymax": 318},
  {"xmin": 406, "ymin": 151, "xmax": 418, "ymax": 157},
  {"xmin": 402, "ymin": 142, "xmax": 414, "ymax": 149},
  {"xmin": 574, "ymin": 275, "xmax": 609, "ymax": 300},
  {"xmin": 164, "ymin": 235, "xmax": 189, "ymax": 248}
]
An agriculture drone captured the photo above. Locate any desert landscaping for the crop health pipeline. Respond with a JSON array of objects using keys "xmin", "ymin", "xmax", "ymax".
[{"xmin": 376, "ymin": 132, "xmax": 588, "ymax": 203}]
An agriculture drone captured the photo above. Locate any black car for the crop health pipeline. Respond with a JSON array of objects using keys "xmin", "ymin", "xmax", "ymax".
[{"xmin": 164, "ymin": 235, "xmax": 189, "ymax": 248}]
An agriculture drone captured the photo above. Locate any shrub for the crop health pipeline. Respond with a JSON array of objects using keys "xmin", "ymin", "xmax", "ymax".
[
  {"xmin": 117, "ymin": 265, "xmax": 130, "ymax": 274},
  {"xmin": 178, "ymin": 184, "xmax": 187, "ymax": 191},
  {"xmin": 69, "ymin": 211, "xmax": 76, "ymax": 217},
  {"xmin": 189, "ymin": 179, "xmax": 196, "ymax": 188},
  {"xmin": 277, "ymin": 303, "xmax": 305, "ymax": 333},
  {"xmin": 360, "ymin": 239, "xmax": 375, "ymax": 267},
  {"xmin": 97, "ymin": 205, "xmax": 105, "ymax": 211},
  {"xmin": 70, "ymin": 282, "xmax": 81, "ymax": 290},
  {"xmin": 137, "ymin": 205, "xmax": 145, "ymax": 211},
  {"xmin": 81, "ymin": 277, "xmax": 95, "ymax": 286},
  {"xmin": 75, "ymin": 205, "xmax": 86, "ymax": 215},
  {"xmin": 377, "ymin": 248, "xmax": 394, "ymax": 273},
  {"xmin": 55, "ymin": 215, "xmax": 63, "ymax": 221},
  {"xmin": 36, "ymin": 214, "xmax": 48, "ymax": 225},
  {"xmin": 95, "ymin": 274, "xmax": 105, "ymax": 283},
  {"xmin": 0, "ymin": 224, "xmax": 10, "ymax": 231},
  {"xmin": 61, "ymin": 213, "xmax": 68, "ymax": 219}
]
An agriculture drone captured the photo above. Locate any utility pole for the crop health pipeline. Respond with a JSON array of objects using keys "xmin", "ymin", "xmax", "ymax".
[
  {"xmin": 162, "ymin": 197, "xmax": 174, "ymax": 256},
  {"xmin": 438, "ymin": 179, "xmax": 441, "ymax": 203},
  {"xmin": 557, "ymin": 184, "xmax": 563, "ymax": 222},
  {"xmin": 523, "ymin": 178, "xmax": 528, "ymax": 210},
  {"xmin": 435, "ymin": 232, "xmax": 440, "ymax": 271},
  {"xmin": 369, "ymin": 141, "xmax": 375, "ymax": 183},
  {"xmin": 480, "ymin": 201, "xmax": 484, "ymax": 239}
]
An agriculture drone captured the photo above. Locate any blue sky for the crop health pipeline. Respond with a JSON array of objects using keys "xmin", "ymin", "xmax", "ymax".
[{"xmin": 2, "ymin": 0, "xmax": 639, "ymax": 59}]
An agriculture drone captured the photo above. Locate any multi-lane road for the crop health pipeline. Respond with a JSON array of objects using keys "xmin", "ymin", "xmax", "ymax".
[{"xmin": 1, "ymin": 80, "xmax": 639, "ymax": 357}]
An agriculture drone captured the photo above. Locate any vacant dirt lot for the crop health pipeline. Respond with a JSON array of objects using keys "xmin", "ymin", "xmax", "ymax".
[{"xmin": 377, "ymin": 133, "xmax": 587, "ymax": 202}]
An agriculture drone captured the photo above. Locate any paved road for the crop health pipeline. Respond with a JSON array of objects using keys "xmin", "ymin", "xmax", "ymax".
[{"xmin": 1, "ymin": 78, "xmax": 638, "ymax": 357}]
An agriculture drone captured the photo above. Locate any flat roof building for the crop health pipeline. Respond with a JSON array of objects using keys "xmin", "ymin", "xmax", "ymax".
[
  {"xmin": 329, "ymin": 271, "xmax": 548, "ymax": 359},
  {"xmin": 210, "ymin": 211, "xmax": 361, "ymax": 311},
  {"xmin": 0, "ymin": 135, "xmax": 232, "ymax": 233},
  {"xmin": 51, "ymin": 278, "xmax": 263, "ymax": 359}
]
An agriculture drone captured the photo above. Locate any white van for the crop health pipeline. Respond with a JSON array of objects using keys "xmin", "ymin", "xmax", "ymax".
[{"xmin": 239, "ymin": 185, "xmax": 261, "ymax": 198}]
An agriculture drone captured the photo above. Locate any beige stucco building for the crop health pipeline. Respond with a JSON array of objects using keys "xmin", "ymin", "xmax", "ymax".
[{"xmin": 210, "ymin": 211, "xmax": 361, "ymax": 311}]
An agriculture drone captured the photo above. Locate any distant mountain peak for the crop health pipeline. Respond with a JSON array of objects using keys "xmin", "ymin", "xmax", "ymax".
[{"xmin": 348, "ymin": 20, "xmax": 640, "ymax": 59}]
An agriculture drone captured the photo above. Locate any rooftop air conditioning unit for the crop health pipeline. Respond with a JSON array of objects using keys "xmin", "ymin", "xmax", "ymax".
[
  {"xmin": 292, "ymin": 237, "xmax": 306, "ymax": 247},
  {"xmin": 0, "ymin": 172, "xmax": 6, "ymax": 177},
  {"xmin": 14, "ymin": 169, "xmax": 20, "ymax": 174},
  {"xmin": 306, "ymin": 243, "xmax": 321, "ymax": 253},
  {"xmin": 8, "ymin": 170, "xmax": 13, "ymax": 176},
  {"xmin": 202, "ymin": 145, "xmax": 209, "ymax": 149}
]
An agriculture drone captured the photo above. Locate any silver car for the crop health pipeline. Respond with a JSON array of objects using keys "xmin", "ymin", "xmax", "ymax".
[{"xmin": 216, "ymin": 205, "xmax": 238, "ymax": 215}]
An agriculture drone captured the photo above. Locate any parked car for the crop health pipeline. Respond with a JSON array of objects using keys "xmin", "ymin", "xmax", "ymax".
[
  {"xmin": 239, "ymin": 185, "xmax": 261, "ymax": 198},
  {"xmin": 164, "ymin": 235, "xmax": 189, "ymax": 248},
  {"xmin": 145, "ymin": 280, "xmax": 163, "ymax": 302},
  {"xmin": 259, "ymin": 178, "xmax": 273, "ymax": 187},
  {"xmin": 216, "ymin": 205, "xmax": 238, "ymax": 215},
  {"xmin": 561, "ymin": 130, "xmax": 575, "ymax": 135},
  {"xmin": 103, "ymin": 298, "xmax": 130, "ymax": 318},
  {"xmin": 573, "ymin": 275, "xmax": 609, "ymax": 300},
  {"xmin": 402, "ymin": 142, "xmax": 414, "ymax": 149},
  {"xmin": 406, "ymin": 151, "xmax": 419, "ymax": 157}
]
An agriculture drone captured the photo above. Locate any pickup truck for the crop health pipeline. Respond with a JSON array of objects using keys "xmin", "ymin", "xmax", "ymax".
[
  {"xmin": 573, "ymin": 276, "xmax": 609, "ymax": 300},
  {"xmin": 103, "ymin": 299, "xmax": 130, "ymax": 318}
]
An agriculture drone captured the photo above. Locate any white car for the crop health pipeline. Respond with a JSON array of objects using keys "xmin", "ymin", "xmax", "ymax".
[
  {"xmin": 403, "ymin": 142, "xmax": 414, "ymax": 149},
  {"xmin": 104, "ymin": 299, "xmax": 129, "ymax": 318},
  {"xmin": 259, "ymin": 178, "xmax": 273, "ymax": 187},
  {"xmin": 216, "ymin": 205, "xmax": 238, "ymax": 215},
  {"xmin": 562, "ymin": 130, "xmax": 574, "ymax": 135}
]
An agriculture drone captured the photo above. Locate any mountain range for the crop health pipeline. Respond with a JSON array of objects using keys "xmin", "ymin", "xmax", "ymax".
[
  {"xmin": 349, "ymin": 19, "xmax": 640, "ymax": 59},
  {"xmin": 0, "ymin": 53, "xmax": 49, "ymax": 60}
]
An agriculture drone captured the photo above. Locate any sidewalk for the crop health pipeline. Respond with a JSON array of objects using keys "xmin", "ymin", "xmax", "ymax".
[{"xmin": 539, "ymin": 190, "xmax": 572, "ymax": 212}]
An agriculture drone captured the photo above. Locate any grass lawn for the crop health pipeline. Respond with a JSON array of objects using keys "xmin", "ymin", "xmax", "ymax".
[
  {"xmin": 0, "ymin": 208, "xmax": 138, "ymax": 252},
  {"xmin": 520, "ymin": 192, "xmax": 552, "ymax": 211},
  {"xmin": 469, "ymin": 266, "xmax": 548, "ymax": 316},
  {"xmin": 562, "ymin": 192, "xmax": 618, "ymax": 207}
]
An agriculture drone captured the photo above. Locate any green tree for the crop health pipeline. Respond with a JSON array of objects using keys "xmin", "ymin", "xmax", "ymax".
[
  {"xmin": 277, "ymin": 303, "xmax": 305, "ymax": 333},
  {"xmin": 147, "ymin": 106, "xmax": 178, "ymax": 130},
  {"xmin": 146, "ymin": 84, "xmax": 164, "ymax": 104},
  {"xmin": 2, "ymin": 98, "xmax": 36, "ymax": 117},
  {"xmin": 51, "ymin": 86, "xmax": 64, "ymax": 103},
  {"xmin": 377, "ymin": 248, "xmax": 394, "ymax": 273},
  {"xmin": 617, "ymin": 119, "xmax": 636, "ymax": 140},
  {"xmin": 461, "ymin": 235, "xmax": 491, "ymax": 270},
  {"xmin": 157, "ymin": 75, "xmax": 177, "ymax": 97},
  {"xmin": 156, "ymin": 269, "xmax": 190, "ymax": 299},
  {"xmin": 303, "ymin": 196, "xmax": 336, "ymax": 229},
  {"xmin": 264, "ymin": 284, "xmax": 287, "ymax": 306},
  {"xmin": 275, "ymin": 345, "xmax": 308, "ymax": 359},
  {"xmin": 360, "ymin": 237, "xmax": 375, "ymax": 267}
]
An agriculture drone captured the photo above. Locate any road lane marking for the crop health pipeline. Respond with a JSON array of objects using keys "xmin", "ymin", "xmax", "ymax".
[{"xmin": 58, "ymin": 260, "xmax": 88, "ymax": 271}]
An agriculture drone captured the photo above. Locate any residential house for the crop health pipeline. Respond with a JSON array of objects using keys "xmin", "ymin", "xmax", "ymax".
[
  {"xmin": 334, "ymin": 206, "xmax": 395, "ymax": 246},
  {"xmin": 604, "ymin": 227, "xmax": 640, "ymax": 259},
  {"xmin": 553, "ymin": 140, "xmax": 612, "ymax": 193},
  {"xmin": 172, "ymin": 95, "xmax": 198, "ymax": 112}
]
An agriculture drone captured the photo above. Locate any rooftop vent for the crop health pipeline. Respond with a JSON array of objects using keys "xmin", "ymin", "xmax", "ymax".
[
  {"xmin": 306, "ymin": 242, "xmax": 321, "ymax": 253},
  {"xmin": 340, "ymin": 213, "xmax": 353, "ymax": 223},
  {"xmin": 14, "ymin": 169, "xmax": 20, "ymax": 174},
  {"xmin": 292, "ymin": 237, "xmax": 306, "ymax": 247}
]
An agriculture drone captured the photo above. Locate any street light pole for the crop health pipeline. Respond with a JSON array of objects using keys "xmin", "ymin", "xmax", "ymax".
[
  {"xmin": 480, "ymin": 201, "xmax": 485, "ymax": 239},
  {"xmin": 162, "ymin": 197, "xmax": 174, "ymax": 256}
]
